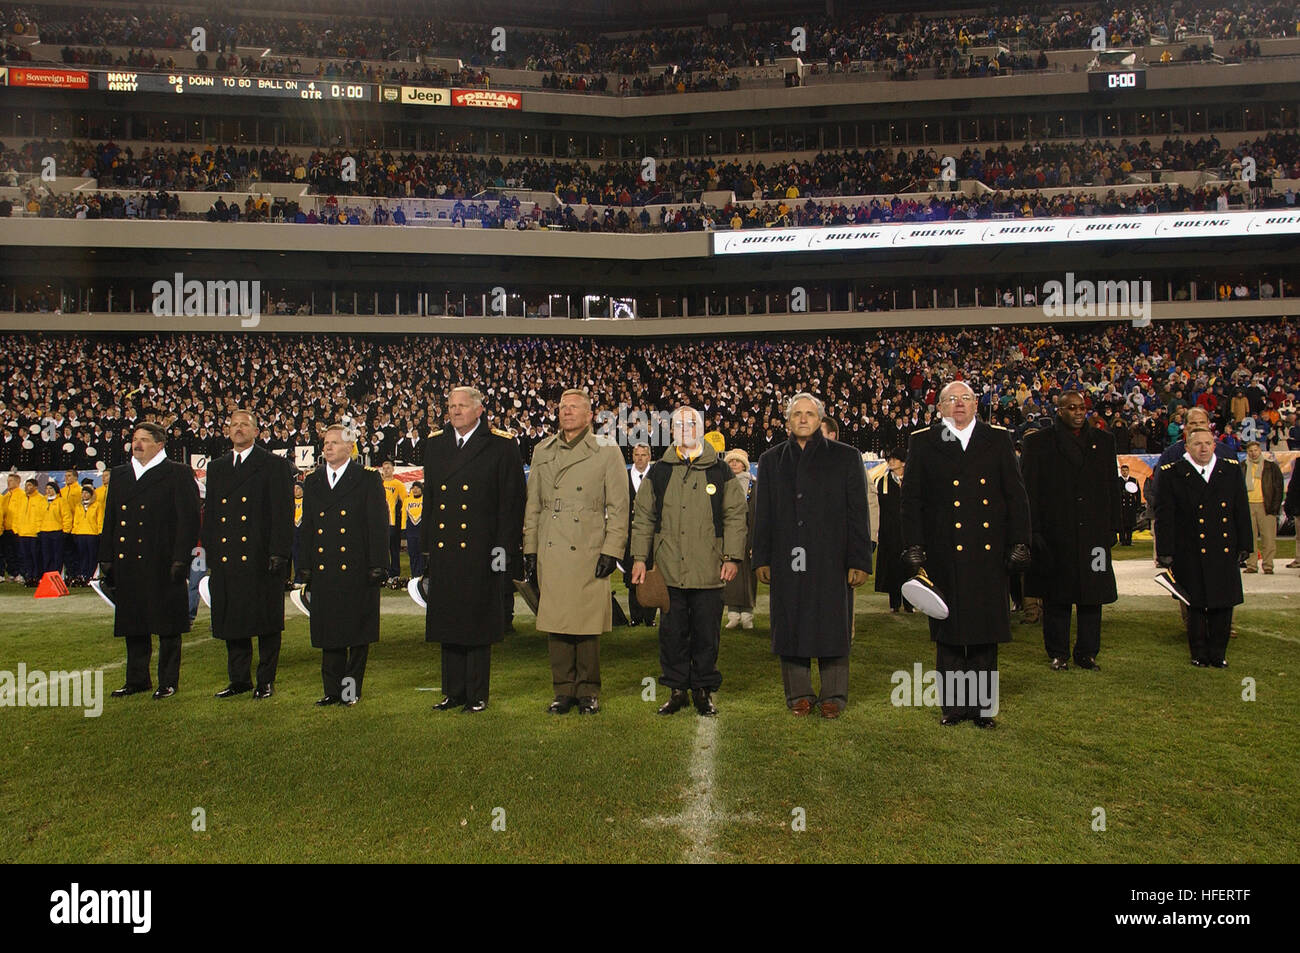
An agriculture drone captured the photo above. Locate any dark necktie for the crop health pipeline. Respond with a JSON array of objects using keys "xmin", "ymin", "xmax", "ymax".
[
  {"xmin": 457, "ymin": 436, "xmax": 465, "ymax": 449},
  {"xmin": 233, "ymin": 452, "xmax": 241, "ymax": 470}
]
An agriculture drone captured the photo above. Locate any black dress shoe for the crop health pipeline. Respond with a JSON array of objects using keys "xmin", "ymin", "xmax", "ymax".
[
  {"xmin": 462, "ymin": 700, "xmax": 488, "ymax": 713},
  {"xmin": 940, "ymin": 713, "xmax": 969, "ymax": 726},
  {"xmin": 1049, "ymin": 657, "xmax": 1069, "ymax": 671},
  {"xmin": 342, "ymin": 698, "xmax": 358, "ymax": 707},
  {"xmin": 1074, "ymin": 656, "xmax": 1100, "ymax": 671},
  {"xmin": 253, "ymin": 684, "xmax": 274, "ymax": 700},
  {"xmin": 432, "ymin": 696, "xmax": 463, "ymax": 711},
  {"xmin": 152, "ymin": 687, "xmax": 176, "ymax": 700},
  {"xmin": 692, "ymin": 689, "xmax": 717, "ymax": 717},
  {"xmin": 657, "ymin": 688, "xmax": 690, "ymax": 715},
  {"xmin": 973, "ymin": 717, "xmax": 997, "ymax": 729},
  {"xmin": 214, "ymin": 683, "xmax": 253, "ymax": 699},
  {"xmin": 577, "ymin": 696, "xmax": 599, "ymax": 715},
  {"xmin": 1210, "ymin": 659, "xmax": 1228, "ymax": 669},
  {"xmin": 315, "ymin": 695, "xmax": 340, "ymax": 706},
  {"xmin": 547, "ymin": 696, "xmax": 576, "ymax": 714},
  {"xmin": 111, "ymin": 684, "xmax": 150, "ymax": 698},
  {"xmin": 1190, "ymin": 658, "xmax": 1211, "ymax": 668}
]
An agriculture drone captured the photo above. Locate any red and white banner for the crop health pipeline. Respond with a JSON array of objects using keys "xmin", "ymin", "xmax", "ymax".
[
  {"xmin": 451, "ymin": 88, "xmax": 521, "ymax": 109},
  {"xmin": 6, "ymin": 67, "xmax": 90, "ymax": 89}
]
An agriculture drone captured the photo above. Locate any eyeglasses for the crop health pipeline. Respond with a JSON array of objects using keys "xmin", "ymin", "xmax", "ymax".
[{"xmin": 940, "ymin": 395, "xmax": 975, "ymax": 405}]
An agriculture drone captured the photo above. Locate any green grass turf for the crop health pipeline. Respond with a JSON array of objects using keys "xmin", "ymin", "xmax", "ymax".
[{"xmin": 0, "ymin": 558, "xmax": 1297, "ymax": 863}]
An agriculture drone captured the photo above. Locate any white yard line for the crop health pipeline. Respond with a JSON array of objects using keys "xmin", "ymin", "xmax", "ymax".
[{"xmin": 642, "ymin": 715, "xmax": 726, "ymax": 864}]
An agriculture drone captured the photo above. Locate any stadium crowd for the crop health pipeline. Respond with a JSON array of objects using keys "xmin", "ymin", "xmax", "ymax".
[
  {"xmin": 1, "ymin": 320, "xmax": 1296, "ymax": 475},
  {"xmin": 5, "ymin": 1, "xmax": 1299, "ymax": 82}
]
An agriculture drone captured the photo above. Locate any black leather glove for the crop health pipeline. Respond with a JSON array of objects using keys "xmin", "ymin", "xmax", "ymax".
[
  {"xmin": 523, "ymin": 553, "xmax": 537, "ymax": 584},
  {"xmin": 97, "ymin": 561, "xmax": 114, "ymax": 585},
  {"xmin": 169, "ymin": 560, "xmax": 188, "ymax": 583},
  {"xmin": 300, "ymin": 569, "xmax": 313, "ymax": 591},
  {"xmin": 1006, "ymin": 543, "xmax": 1031, "ymax": 572},
  {"xmin": 268, "ymin": 555, "xmax": 288, "ymax": 577},
  {"xmin": 1237, "ymin": 551, "xmax": 1252, "ymax": 568},
  {"xmin": 367, "ymin": 567, "xmax": 387, "ymax": 586},
  {"xmin": 595, "ymin": 553, "xmax": 618, "ymax": 578},
  {"xmin": 1156, "ymin": 554, "xmax": 1174, "ymax": 569},
  {"xmin": 902, "ymin": 545, "xmax": 926, "ymax": 574}
]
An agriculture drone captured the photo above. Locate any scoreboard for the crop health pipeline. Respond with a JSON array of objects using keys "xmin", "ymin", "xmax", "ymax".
[{"xmin": 102, "ymin": 72, "xmax": 372, "ymax": 100}]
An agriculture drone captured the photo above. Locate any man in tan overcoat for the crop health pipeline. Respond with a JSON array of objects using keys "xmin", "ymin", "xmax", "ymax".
[{"xmin": 523, "ymin": 389, "xmax": 629, "ymax": 715}]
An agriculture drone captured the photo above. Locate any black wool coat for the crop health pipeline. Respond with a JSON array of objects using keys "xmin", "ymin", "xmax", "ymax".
[
  {"xmin": 873, "ymin": 471, "xmax": 907, "ymax": 594},
  {"xmin": 420, "ymin": 426, "xmax": 525, "ymax": 646},
  {"xmin": 754, "ymin": 432, "xmax": 872, "ymax": 658},
  {"xmin": 99, "ymin": 458, "xmax": 201, "ymax": 638},
  {"xmin": 1154, "ymin": 457, "xmax": 1253, "ymax": 608},
  {"xmin": 299, "ymin": 462, "xmax": 388, "ymax": 649},
  {"xmin": 201, "ymin": 445, "xmax": 295, "ymax": 640},
  {"xmin": 901, "ymin": 420, "xmax": 1031, "ymax": 646},
  {"xmin": 1021, "ymin": 422, "xmax": 1121, "ymax": 606}
]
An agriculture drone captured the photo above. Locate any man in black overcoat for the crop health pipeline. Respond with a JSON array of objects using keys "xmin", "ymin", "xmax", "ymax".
[
  {"xmin": 754, "ymin": 393, "xmax": 872, "ymax": 718},
  {"xmin": 202, "ymin": 409, "xmax": 294, "ymax": 700},
  {"xmin": 1022, "ymin": 391, "xmax": 1121, "ymax": 671},
  {"xmin": 99, "ymin": 422, "xmax": 201, "ymax": 699},
  {"xmin": 299, "ymin": 424, "xmax": 389, "ymax": 706},
  {"xmin": 1118, "ymin": 464, "xmax": 1143, "ymax": 544},
  {"xmin": 421, "ymin": 386, "xmax": 525, "ymax": 714},
  {"xmin": 1154, "ymin": 427, "xmax": 1253, "ymax": 668},
  {"xmin": 901, "ymin": 381, "xmax": 1031, "ymax": 728}
]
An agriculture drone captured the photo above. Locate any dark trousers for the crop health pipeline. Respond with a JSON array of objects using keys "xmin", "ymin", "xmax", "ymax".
[
  {"xmin": 781, "ymin": 655, "xmax": 849, "ymax": 707},
  {"xmin": 1043, "ymin": 602, "xmax": 1102, "ymax": 661},
  {"xmin": 124, "ymin": 634, "xmax": 182, "ymax": 691},
  {"xmin": 226, "ymin": 633, "xmax": 282, "ymax": 688},
  {"xmin": 0, "ymin": 530, "xmax": 16, "ymax": 575},
  {"xmin": 18, "ymin": 536, "xmax": 38, "ymax": 579},
  {"xmin": 291, "ymin": 527, "xmax": 302, "ymax": 582},
  {"xmin": 935, "ymin": 641, "xmax": 999, "ymax": 718},
  {"xmin": 658, "ymin": 587, "xmax": 723, "ymax": 692},
  {"xmin": 74, "ymin": 535, "xmax": 98, "ymax": 579},
  {"xmin": 441, "ymin": 643, "xmax": 491, "ymax": 703},
  {"xmin": 406, "ymin": 529, "xmax": 424, "ymax": 578},
  {"xmin": 1119, "ymin": 514, "xmax": 1135, "ymax": 545},
  {"xmin": 38, "ymin": 530, "xmax": 64, "ymax": 575},
  {"xmin": 625, "ymin": 569, "xmax": 655, "ymax": 624},
  {"xmin": 388, "ymin": 526, "xmax": 402, "ymax": 576},
  {"xmin": 502, "ymin": 584, "xmax": 514, "ymax": 629},
  {"xmin": 19, "ymin": 536, "xmax": 38, "ymax": 580},
  {"xmin": 1008, "ymin": 572, "xmax": 1024, "ymax": 607},
  {"xmin": 1188, "ymin": 607, "xmax": 1233, "ymax": 664},
  {"xmin": 887, "ymin": 586, "xmax": 912, "ymax": 611},
  {"xmin": 548, "ymin": 634, "xmax": 600, "ymax": 697},
  {"xmin": 321, "ymin": 644, "xmax": 369, "ymax": 700}
]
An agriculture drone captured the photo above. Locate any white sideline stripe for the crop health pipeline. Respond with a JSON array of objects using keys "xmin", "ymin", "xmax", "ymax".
[
  {"xmin": 0, "ymin": 634, "xmax": 216, "ymax": 704},
  {"xmin": 1236, "ymin": 626, "xmax": 1300, "ymax": 645},
  {"xmin": 642, "ymin": 715, "xmax": 722, "ymax": 864}
]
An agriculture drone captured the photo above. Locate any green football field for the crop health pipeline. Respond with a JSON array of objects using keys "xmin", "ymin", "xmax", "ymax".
[{"xmin": 1, "ymin": 540, "xmax": 1297, "ymax": 864}]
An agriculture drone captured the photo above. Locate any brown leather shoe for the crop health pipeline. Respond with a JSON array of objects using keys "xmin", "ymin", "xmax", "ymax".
[
  {"xmin": 790, "ymin": 698, "xmax": 813, "ymax": 716},
  {"xmin": 819, "ymin": 701, "xmax": 842, "ymax": 719}
]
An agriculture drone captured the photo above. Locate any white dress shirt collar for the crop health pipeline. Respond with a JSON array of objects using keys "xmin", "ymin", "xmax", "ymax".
[
  {"xmin": 943, "ymin": 417, "xmax": 977, "ymax": 450},
  {"xmin": 233, "ymin": 446, "xmax": 253, "ymax": 465},
  {"xmin": 1183, "ymin": 452, "xmax": 1216, "ymax": 482},
  {"xmin": 454, "ymin": 420, "xmax": 481, "ymax": 447},
  {"xmin": 327, "ymin": 459, "xmax": 350, "ymax": 487},
  {"xmin": 131, "ymin": 449, "xmax": 167, "ymax": 479}
]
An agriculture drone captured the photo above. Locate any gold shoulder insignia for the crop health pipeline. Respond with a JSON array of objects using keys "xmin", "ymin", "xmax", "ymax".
[
  {"xmin": 491, "ymin": 427, "xmax": 515, "ymax": 439},
  {"xmin": 989, "ymin": 424, "xmax": 1008, "ymax": 430},
  {"xmin": 1224, "ymin": 457, "xmax": 1240, "ymax": 464},
  {"xmin": 1160, "ymin": 462, "xmax": 1174, "ymax": 470},
  {"xmin": 430, "ymin": 429, "xmax": 443, "ymax": 437}
]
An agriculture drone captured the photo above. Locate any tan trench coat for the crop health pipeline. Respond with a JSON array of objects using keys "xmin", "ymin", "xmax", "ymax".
[{"xmin": 524, "ymin": 429, "xmax": 629, "ymax": 634}]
